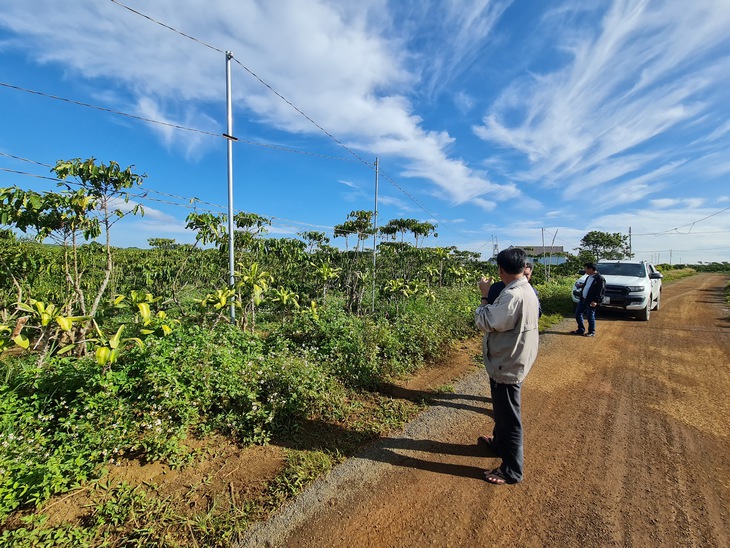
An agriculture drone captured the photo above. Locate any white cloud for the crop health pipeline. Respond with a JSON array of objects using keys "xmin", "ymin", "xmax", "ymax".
[
  {"xmin": 0, "ymin": 0, "xmax": 516, "ymax": 207},
  {"xmin": 593, "ymin": 205, "xmax": 730, "ymax": 263},
  {"xmin": 453, "ymin": 92, "xmax": 475, "ymax": 114},
  {"xmin": 472, "ymin": 197, "xmax": 496, "ymax": 212},
  {"xmin": 473, "ymin": 0, "xmax": 730, "ymax": 209},
  {"xmin": 650, "ymin": 197, "xmax": 705, "ymax": 209},
  {"xmin": 377, "ymin": 194, "xmax": 417, "ymax": 212}
]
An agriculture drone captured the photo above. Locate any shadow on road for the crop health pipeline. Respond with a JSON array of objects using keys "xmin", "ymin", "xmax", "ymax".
[
  {"xmin": 377, "ymin": 382, "xmax": 490, "ymax": 414},
  {"xmin": 361, "ymin": 436, "xmax": 495, "ymax": 480}
]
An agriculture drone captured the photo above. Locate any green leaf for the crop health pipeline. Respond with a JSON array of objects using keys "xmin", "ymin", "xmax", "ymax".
[
  {"xmin": 109, "ymin": 325, "xmax": 124, "ymax": 349},
  {"xmin": 109, "ymin": 347, "xmax": 120, "ymax": 364},
  {"xmin": 95, "ymin": 346, "xmax": 110, "ymax": 366},
  {"xmin": 16, "ymin": 302, "xmax": 35, "ymax": 313},
  {"xmin": 57, "ymin": 344, "xmax": 76, "ymax": 355},
  {"xmin": 56, "ymin": 316, "xmax": 73, "ymax": 332},
  {"xmin": 13, "ymin": 334, "xmax": 29, "ymax": 349},
  {"xmin": 137, "ymin": 302, "xmax": 151, "ymax": 323}
]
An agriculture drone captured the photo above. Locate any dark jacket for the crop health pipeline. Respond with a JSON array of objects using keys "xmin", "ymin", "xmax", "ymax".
[
  {"xmin": 488, "ymin": 279, "xmax": 542, "ymax": 317},
  {"xmin": 581, "ymin": 273, "xmax": 606, "ymax": 304},
  {"xmin": 486, "ymin": 281, "xmax": 506, "ymax": 304}
]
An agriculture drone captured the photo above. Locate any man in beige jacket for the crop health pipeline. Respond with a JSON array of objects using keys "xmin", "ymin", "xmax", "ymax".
[{"xmin": 475, "ymin": 247, "xmax": 540, "ymax": 484}]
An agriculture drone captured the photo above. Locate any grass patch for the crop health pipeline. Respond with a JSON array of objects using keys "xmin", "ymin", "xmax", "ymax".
[{"xmin": 659, "ymin": 267, "xmax": 697, "ymax": 283}]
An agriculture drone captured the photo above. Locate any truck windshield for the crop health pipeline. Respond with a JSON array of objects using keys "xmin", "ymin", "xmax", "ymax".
[{"xmin": 597, "ymin": 263, "xmax": 646, "ymax": 277}]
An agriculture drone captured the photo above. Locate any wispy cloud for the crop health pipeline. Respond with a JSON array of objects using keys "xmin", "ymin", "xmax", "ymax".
[
  {"xmin": 472, "ymin": 197, "xmax": 496, "ymax": 212},
  {"xmin": 473, "ymin": 0, "xmax": 730, "ymax": 208},
  {"xmin": 0, "ymin": 0, "xmax": 517, "ymax": 207},
  {"xmin": 649, "ymin": 197, "xmax": 705, "ymax": 209}
]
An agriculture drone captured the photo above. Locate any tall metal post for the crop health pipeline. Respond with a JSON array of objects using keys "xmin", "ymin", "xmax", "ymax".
[
  {"xmin": 628, "ymin": 226, "xmax": 632, "ymax": 257},
  {"xmin": 226, "ymin": 51, "xmax": 236, "ymax": 322},
  {"xmin": 371, "ymin": 157, "xmax": 379, "ymax": 313}
]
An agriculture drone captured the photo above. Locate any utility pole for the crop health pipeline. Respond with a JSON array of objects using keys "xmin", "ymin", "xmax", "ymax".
[
  {"xmin": 541, "ymin": 227, "xmax": 545, "ymax": 271},
  {"xmin": 371, "ymin": 157, "xmax": 379, "ymax": 313},
  {"xmin": 225, "ymin": 51, "xmax": 236, "ymax": 323},
  {"xmin": 628, "ymin": 226, "xmax": 632, "ymax": 257},
  {"xmin": 548, "ymin": 228, "xmax": 559, "ymax": 283}
]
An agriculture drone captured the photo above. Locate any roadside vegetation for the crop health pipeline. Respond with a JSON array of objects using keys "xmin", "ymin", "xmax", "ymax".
[{"xmin": 1, "ymin": 159, "xmax": 727, "ymax": 545}]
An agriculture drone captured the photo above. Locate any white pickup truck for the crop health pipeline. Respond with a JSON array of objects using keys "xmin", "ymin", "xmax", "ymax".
[{"xmin": 571, "ymin": 260, "xmax": 663, "ymax": 321}]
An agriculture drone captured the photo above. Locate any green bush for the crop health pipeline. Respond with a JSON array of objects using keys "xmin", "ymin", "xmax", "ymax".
[
  {"xmin": 0, "ymin": 324, "xmax": 345, "ymax": 519},
  {"xmin": 534, "ymin": 277, "xmax": 576, "ymax": 318},
  {"xmin": 273, "ymin": 286, "xmax": 476, "ymax": 388}
]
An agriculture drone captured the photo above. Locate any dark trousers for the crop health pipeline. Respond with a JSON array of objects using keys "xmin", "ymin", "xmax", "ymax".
[
  {"xmin": 490, "ymin": 378, "xmax": 523, "ymax": 483},
  {"xmin": 575, "ymin": 298, "xmax": 596, "ymax": 333}
]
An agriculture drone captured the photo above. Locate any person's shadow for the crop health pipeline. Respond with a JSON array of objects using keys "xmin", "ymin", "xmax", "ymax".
[
  {"xmin": 376, "ymin": 382, "xmax": 491, "ymax": 415},
  {"xmin": 361, "ymin": 436, "xmax": 496, "ymax": 480}
]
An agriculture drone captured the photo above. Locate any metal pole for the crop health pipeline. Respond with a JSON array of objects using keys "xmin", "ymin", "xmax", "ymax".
[
  {"xmin": 226, "ymin": 51, "xmax": 236, "ymax": 322},
  {"xmin": 548, "ymin": 229, "xmax": 559, "ymax": 283},
  {"xmin": 372, "ymin": 157, "xmax": 379, "ymax": 313},
  {"xmin": 541, "ymin": 227, "xmax": 545, "ymax": 272},
  {"xmin": 628, "ymin": 226, "xmax": 632, "ymax": 257}
]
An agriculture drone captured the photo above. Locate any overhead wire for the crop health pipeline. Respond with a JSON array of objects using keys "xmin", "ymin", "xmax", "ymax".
[
  {"xmin": 631, "ymin": 206, "xmax": 730, "ymax": 236},
  {"xmin": 25, "ymin": 1, "xmax": 715, "ymax": 250},
  {"xmin": 105, "ymin": 0, "xmax": 476, "ymax": 241},
  {"xmin": 0, "ymin": 82, "xmax": 220, "ymax": 138},
  {"xmin": 108, "ymin": 0, "xmax": 224, "ymax": 54},
  {"xmin": 0, "ymin": 153, "xmax": 367, "ymax": 237}
]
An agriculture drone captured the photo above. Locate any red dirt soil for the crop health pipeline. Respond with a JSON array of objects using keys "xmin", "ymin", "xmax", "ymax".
[{"xmin": 246, "ymin": 273, "xmax": 730, "ymax": 547}]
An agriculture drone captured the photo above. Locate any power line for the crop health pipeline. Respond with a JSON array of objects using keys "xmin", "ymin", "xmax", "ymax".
[
  {"xmin": 633, "ymin": 206, "xmax": 730, "ymax": 236},
  {"xmin": 107, "ymin": 0, "xmax": 372, "ymax": 168},
  {"xmin": 0, "ymin": 167, "xmax": 63, "ymax": 184},
  {"xmin": 230, "ymin": 58, "xmax": 371, "ymax": 168},
  {"xmin": 0, "ymin": 82, "xmax": 222, "ymax": 138},
  {"xmin": 104, "ymin": 1, "xmax": 475, "ymax": 242},
  {"xmin": 377, "ymin": 167, "xmax": 478, "ymax": 241},
  {"xmin": 109, "ymin": 0, "xmax": 224, "ymax": 54},
  {"xmin": 0, "ymin": 82, "xmax": 359, "ymax": 163},
  {"xmin": 0, "ymin": 157, "xmax": 362, "ymax": 236}
]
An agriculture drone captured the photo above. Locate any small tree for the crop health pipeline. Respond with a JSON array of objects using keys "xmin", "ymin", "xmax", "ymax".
[
  {"xmin": 53, "ymin": 158, "xmax": 145, "ymax": 320},
  {"xmin": 334, "ymin": 210, "xmax": 373, "ymax": 253},
  {"xmin": 299, "ymin": 230, "xmax": 330, "ymax": 253},
  {"xmin": 0, "ymin": 158, "xmax": 145, "ymax": 356},
  {"xmin": 576, "ymin": 231, "xmax": 632, "ymax": 262}
]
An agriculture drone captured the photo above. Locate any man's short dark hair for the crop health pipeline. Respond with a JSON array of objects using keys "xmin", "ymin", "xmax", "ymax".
[
  {"xmin": 584, "ymin": 262, "xmax": 597, "ymax": 271},
  {"xmin": 497, "ymin": 248, "xmax": 526, "ymax": 275}
]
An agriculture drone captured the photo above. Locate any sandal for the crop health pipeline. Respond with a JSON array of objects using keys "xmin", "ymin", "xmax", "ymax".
[
  {"xmin": 483, "ymin": 467, "xmax": 510, "ymax": 485},
  {"xmin": 477, "ymin": 435, "xmax": 496, "ymax": 451}
]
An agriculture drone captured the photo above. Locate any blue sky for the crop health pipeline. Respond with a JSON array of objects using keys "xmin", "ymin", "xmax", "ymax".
[{"xmin": 1, "ymin": 0, "xmax": 729, "ymax": 264}]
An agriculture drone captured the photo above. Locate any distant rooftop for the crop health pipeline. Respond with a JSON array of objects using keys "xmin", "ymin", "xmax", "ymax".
[{"xmin": 515, "ymin": 245, "xmax": 564, "ymax": 255}]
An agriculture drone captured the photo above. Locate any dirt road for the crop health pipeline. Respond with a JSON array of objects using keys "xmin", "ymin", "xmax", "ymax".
[{"xmin": 241, "ymin": 273, "xmax": 730, "ymax": 547}]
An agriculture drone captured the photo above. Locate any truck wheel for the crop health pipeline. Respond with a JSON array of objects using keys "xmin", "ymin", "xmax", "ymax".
[
  {"xmin": 637, "ymin": 299, "xmax": 651, "ymax": 321},
  {"xmin": 653, "ymin": 291, "xmax": 661, "ymax": 311}
]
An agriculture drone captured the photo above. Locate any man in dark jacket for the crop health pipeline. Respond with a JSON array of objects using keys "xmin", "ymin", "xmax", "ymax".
[
  {"xmin": 572, "ymin": 262, "xmax": 606, "ymax": 337},
  {"xmin": 488, "ymin": 262, "xmax": 541, "ymax": 317}
]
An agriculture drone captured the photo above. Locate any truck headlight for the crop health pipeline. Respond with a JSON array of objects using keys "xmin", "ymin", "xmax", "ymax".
[{"xmin": 627, "ymin": 286, "xmax": 645, "ymax": 292}]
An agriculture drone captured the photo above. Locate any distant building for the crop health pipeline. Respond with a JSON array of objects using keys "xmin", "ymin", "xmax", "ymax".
[{"xmin": 514, "ymin": 245, "xmax": 566, "ymax": 265}]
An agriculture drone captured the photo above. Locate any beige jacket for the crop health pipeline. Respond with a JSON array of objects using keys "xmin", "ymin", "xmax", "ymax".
[{"xmin": 474, "ymin": 277, "xmax": 540, "ymax": 384}]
